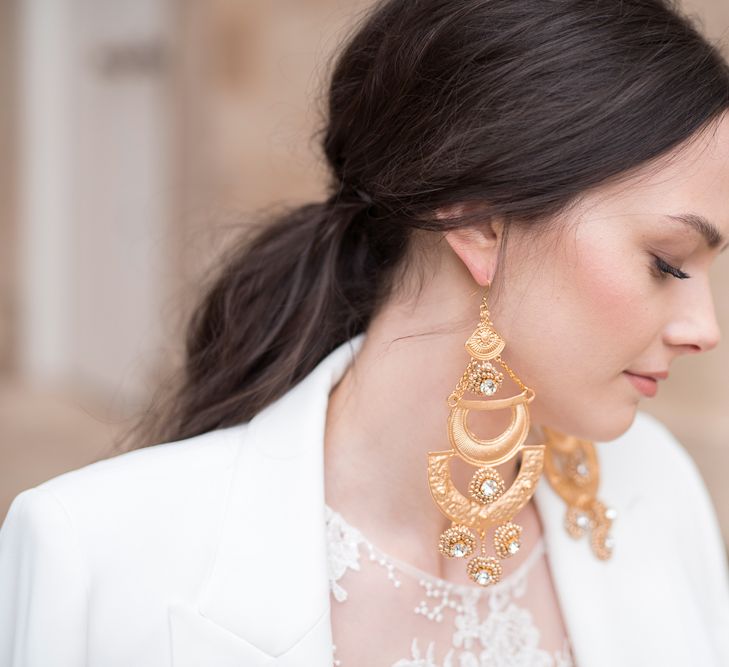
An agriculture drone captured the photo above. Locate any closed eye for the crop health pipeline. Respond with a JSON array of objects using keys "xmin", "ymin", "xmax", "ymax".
[{"xmin": 653, "ymin": 255, "xmax": 691, "ymax": 280}]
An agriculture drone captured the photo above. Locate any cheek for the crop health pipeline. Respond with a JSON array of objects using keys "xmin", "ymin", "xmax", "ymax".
[
  {"xmin": 494, "ymin": 239, "xmax": 653, "ymax": 440},
  {"xmin": 519, "ymin": 242, "xmax": 648, "ymax": 370},
  {"xmin": 570, "ymin": 248, "xmax": 648, "ymax": 337},
  {"xmin": 555, "ymin": 251, "xmax": 650, "ymax": 403},
  {"xmin": 556, "ymin": 247, "xmax": 660, "ymax": 433}
]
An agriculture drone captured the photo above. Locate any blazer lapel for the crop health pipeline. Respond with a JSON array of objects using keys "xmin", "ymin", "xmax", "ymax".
[
  {"xmin": 169, "ymin": 335, "xmax": 365, "ymax": 665},
  {"xmin": 168, "ymin": 598, "xmax": 333, "ymax": 666},
  {"xmin": 533, "ymin": 436, "xmax": 719, "ymax": 667}
]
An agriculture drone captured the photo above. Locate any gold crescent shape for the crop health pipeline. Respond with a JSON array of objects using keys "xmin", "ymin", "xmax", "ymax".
[
  {"xmin": 427, "ymin": 446, "xmax": 545, "ymax": 535},
  {"xmin": 465, "ymin": 326, "xmax": 505, "ymax": 360},
  {"xmin": 448, "ymin": 390, "xmax": 534, "ymax": 466},
  {"xmin": 541, "ymin": 425, "xmax": 599, "ymax": 507}
]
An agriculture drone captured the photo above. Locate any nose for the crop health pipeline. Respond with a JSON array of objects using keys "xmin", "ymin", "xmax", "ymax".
[{"xmin": 663, "ymin": 279, "xmax": 722, "ymax": 354}]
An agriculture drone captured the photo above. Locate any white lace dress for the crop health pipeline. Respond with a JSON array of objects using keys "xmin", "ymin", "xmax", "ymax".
[{"xmin": 325, "ymin": 504, "xmax": 576, "ymax": 667}]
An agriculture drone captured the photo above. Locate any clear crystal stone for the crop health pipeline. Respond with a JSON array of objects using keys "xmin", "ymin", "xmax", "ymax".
[
  {"xmin": 604, "ymin": 534, "xmax": 615, "ymax": 550},
  {"xmin": 576, "ymin": 513, "xmax": 590, "ymax": 529},
  {"xmin": 451, "ymin": 542, "xmax": 467, "ymax": 557},
  {"xmin": 605, "ymin": 507, "xmax": 618, "ymax": 521},
  {"xmin": 508, "ymin": 540, "xmax": 520, "ymax": 555},
  {"xmin": 576, "ymin": 463, "xmax": 588, "ymax": 477},
  {"xmin": 481, "ymin": 479, "xmax": 497, "ymax": 496},
  {"xmin": 480, "ymin": 379, "xmax": 497, "ymax": 395},
  {"xmin": 475, "ymin": 570, "xmax": 491, "ymax": 585}
]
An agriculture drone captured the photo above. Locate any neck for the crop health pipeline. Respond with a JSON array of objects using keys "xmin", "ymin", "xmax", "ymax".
[{"xmin": 323, "ymin": 286, "xmax": 545, "ymax": 578}]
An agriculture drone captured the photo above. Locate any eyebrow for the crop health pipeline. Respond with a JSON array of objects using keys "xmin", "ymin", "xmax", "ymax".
[{"xmin": 665, "ymin": 213, "xmax": 729, "ymax": 253}]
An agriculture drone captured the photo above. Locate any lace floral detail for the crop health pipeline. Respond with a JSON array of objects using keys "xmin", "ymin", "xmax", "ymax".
[
  {"xmin": 325, "ymin": 504, "xmax": 575, "ymax": 667},
  {"xmin": 326, "ymin": 503, "xmax": 403, "ymax": 603},
  {"xmin": 388, "ymin": 635, "xmax": 575, "ymax": 667}
]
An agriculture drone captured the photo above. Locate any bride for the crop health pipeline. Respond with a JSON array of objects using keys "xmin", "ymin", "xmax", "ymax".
[{"xmin": 2, "ymin": 0, "xmax": 729, "ymax": 665}]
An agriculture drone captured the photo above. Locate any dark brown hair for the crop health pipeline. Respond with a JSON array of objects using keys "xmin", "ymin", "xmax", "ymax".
[{"xmin": 121, "ymin": 0, "xmax": 729, "ymax": 450}]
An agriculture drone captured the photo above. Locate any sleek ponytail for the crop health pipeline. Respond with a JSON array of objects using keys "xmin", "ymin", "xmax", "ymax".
[
  {"xmin": 172, "ymin": 191, "xmax": 407, "ymax": 437},
  {"xmin": 122, "ymin": 0, "xmax": 729, "ymax": 449}
]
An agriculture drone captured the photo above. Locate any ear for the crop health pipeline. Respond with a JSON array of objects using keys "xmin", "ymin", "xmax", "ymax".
[{"xmin": 438, "ymin": 204, "xmax": 505, "ymax": 287}]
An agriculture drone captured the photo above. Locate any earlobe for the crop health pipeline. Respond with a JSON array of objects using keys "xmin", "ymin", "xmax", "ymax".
[{"xmin": 440, "ymin": 210, "xmax": 503, "ymax": 288}]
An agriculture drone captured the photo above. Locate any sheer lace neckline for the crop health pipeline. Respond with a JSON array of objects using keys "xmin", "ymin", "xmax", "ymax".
[
  {"xmin": 324, "ymin": 503, "xmax": 546, "ymax": 596},
  {"xmin": 324, "ymin": 502, "xmax": 576, "ymax": 666}
]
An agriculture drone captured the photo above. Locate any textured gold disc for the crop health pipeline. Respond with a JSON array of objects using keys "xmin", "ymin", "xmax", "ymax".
[
  {"xmin": 448, "ymin": 390, "xmax": 532, "ymax": 466},
  {"xmin": 427, "ymin": 446, "xmax": 545, "ymax": 535}
]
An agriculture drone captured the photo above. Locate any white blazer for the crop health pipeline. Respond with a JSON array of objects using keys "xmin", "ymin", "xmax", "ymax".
[{"xmin": 1, "ymin": 333, "xmax": 728, "ymax": 666}]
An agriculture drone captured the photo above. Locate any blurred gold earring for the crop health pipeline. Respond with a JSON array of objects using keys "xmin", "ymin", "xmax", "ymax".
[
  {"xmin": 541, "ymin": 426, "xmax": 617, "ymax": 560},
  {"xmin": 428, "ymin": 282, "xmax": 614, "ymax": 588}
]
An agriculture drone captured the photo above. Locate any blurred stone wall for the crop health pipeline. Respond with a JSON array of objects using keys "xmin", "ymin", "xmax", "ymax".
[{"xmin": 0, "ymin": 0, "xmax": 16, "ymax": 375}]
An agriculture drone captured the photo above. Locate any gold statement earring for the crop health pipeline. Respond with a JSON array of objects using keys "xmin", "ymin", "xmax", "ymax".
[
  {"xmin": 427, "ymin": 282, "xmax": 615, "ymax": 588},
  {"xmin": 541, "ymin": 427, "xmax": 617, "ymax": 559}
]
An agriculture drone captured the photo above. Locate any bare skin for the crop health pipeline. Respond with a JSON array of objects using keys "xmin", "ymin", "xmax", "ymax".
[{"xmin": 324, "ymin": 112, "xmax": 729, "ymax": 585}]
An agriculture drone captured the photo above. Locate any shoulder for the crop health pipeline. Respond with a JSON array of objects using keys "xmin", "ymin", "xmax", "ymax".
[
  {"xmin": 1, "ymin": 422, "xmax": 250, "ymax": 563},
  {"xmin": 599, "ymin": 409, "xmax": 728, "ymax": 571},
  {"xmin": 37, "ymin": 421, "xmax": 247, "ymax": 507},
  {"xmin": 597, "ymin": 409, "xmax": 724, "ymax": 533},
  {"xmin": 597, "ymin": 409, "xmax": 707, "ymax": 498},
  {"xmin": 620, "ymin": 412, "xmax": 729, "ymax": 655}
]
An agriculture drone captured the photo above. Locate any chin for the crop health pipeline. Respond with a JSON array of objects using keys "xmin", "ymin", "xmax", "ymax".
[{"xmin": 539, "ymin": 405, "xmax": 637, "ymax": 444}]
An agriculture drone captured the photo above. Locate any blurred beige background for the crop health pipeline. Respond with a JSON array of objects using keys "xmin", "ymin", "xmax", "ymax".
[{"xmin": 0, "ymin": 0, "xmax": 728, "ymax": 552}]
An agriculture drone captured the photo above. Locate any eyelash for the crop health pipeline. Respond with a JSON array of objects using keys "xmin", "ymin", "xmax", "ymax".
[{"xmin": 653, "ymin": 256, "xmax": 691, "ymax": 280}]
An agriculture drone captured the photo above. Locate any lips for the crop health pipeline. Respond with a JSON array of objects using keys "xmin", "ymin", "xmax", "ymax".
[
  {"xmin": 624, "ymin": 372, "xmax": 659, "ymax": 397},
  {"xmin": 629, "ymin": 370, "xmax": 669, "ymax": 381}
]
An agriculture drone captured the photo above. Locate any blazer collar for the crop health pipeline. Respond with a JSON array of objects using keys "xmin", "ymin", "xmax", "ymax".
[
  {"xmin": 169, "ymin": 334, "xmax": 366, "ymax": 665},
  {"xmin": 533, "ymin": 430, "xmax": 716, "ymax": 666},
  {"xmin": 170, "ymin": 333, "xmax": 710, "ymax": 666}
]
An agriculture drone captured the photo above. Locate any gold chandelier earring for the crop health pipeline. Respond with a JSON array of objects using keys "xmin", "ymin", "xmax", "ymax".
[{"xmin": 427, "ymin": 282, "xmax": 615, "ymax": 587}]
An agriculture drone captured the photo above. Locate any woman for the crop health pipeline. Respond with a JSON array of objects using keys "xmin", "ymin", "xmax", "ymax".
[{"xmin": 2, "ymin": 0, "xmax": 729, "ymax": 665}]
